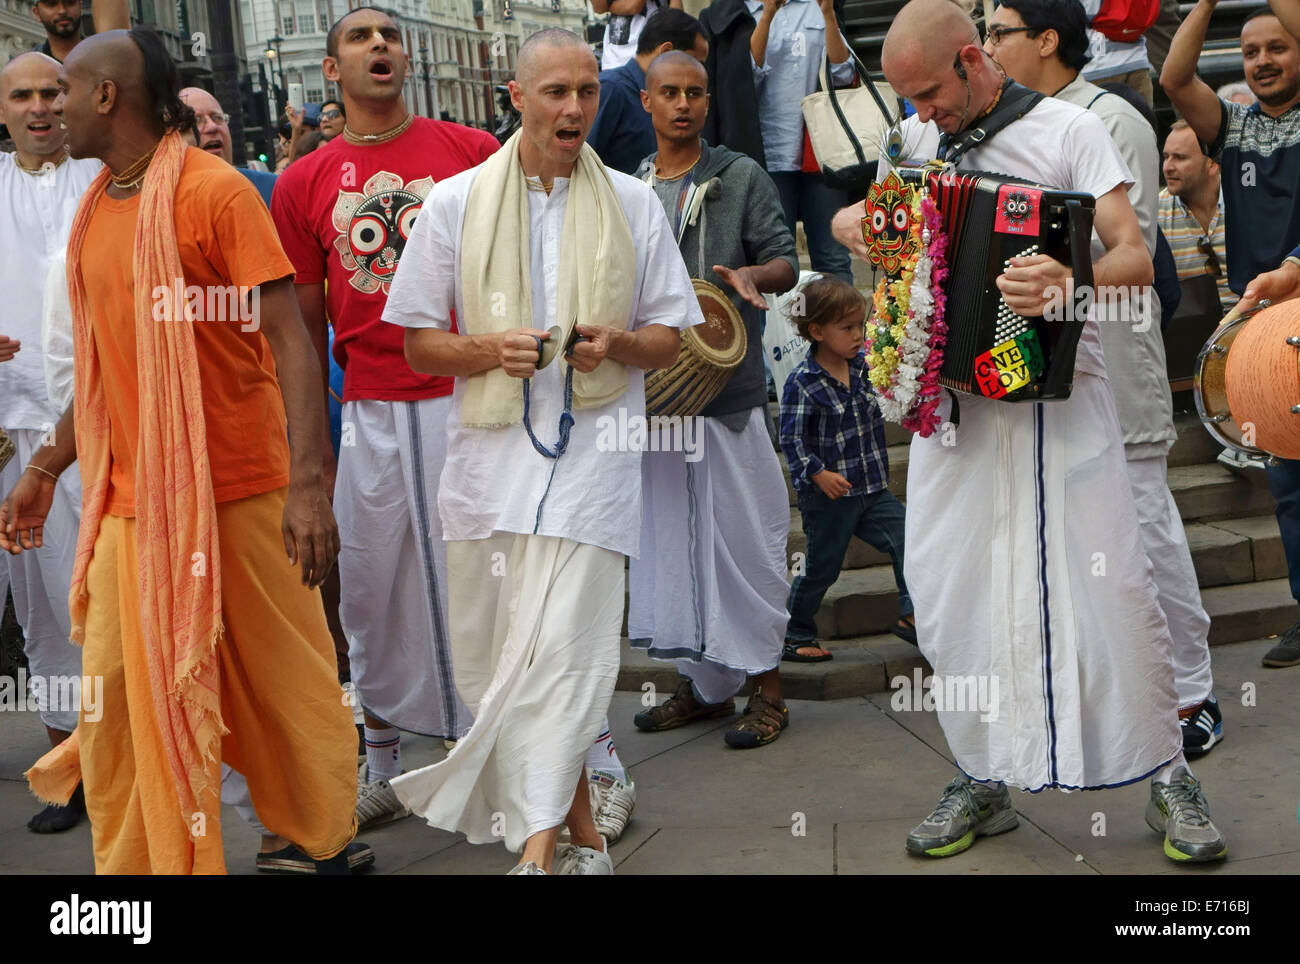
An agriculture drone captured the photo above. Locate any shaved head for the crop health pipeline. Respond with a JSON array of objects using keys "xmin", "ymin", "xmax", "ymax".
[
  {"xmin": 57, "ymin": 28, "xmax": 193, "ymax": 161},
  {"xmin": 1, "ymin": 51, "xmax": 61, "ymax": 96},
  {"xmin": 645, "ymin": 49, "xmax": 707, "ymax": 88},
  {"xmin": 516, "ymin": 28, "xmax": 594, "ymax": 88},
  {"xmin": 882, "ymin": 0, "xmax": 981, "ymax": 76}
]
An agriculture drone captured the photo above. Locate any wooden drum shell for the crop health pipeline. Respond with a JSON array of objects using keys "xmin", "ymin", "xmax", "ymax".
[{"xmin": 645, "ymin": 279, "xmax": 747, "ymax": 418}]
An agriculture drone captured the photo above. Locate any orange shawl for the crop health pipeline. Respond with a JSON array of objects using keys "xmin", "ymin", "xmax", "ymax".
[{"xmin": 27, "ymin": 132, "xmax": 225, "ymax": 828}]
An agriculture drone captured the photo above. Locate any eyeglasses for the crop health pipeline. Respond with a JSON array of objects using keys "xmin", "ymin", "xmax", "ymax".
[
  {"xmin": 320, "ymin": 109, "xmax": 342, "ymax": 120},
  {"xmin": 193, "ymin": 111, "xmax": 230, "ymax": 127},
  {"xmin": 1198, "ymin": 236, "xmax": 1222, "ymax": 277},
  {"xmin": 986, "ymin": 25, "xmax": 1038, "ymax": 46}
]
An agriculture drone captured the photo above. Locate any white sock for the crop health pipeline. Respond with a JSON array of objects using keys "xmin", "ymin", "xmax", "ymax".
[
  {"xmin": 364, "ymin": 725, "xmax": 401, "ymax": 782},
  {"xmin": 585, "ymin": 717, "xmax": 628, "ymax": 783},
  {"xmin": 1153, "ymin": 751, "xmax": 1190, "ymax": 785}
]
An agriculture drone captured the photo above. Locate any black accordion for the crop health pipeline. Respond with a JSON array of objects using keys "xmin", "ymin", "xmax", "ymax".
[{"xmin": 898, "ymin": 167, "xmax": 1096, "ymax": 402}]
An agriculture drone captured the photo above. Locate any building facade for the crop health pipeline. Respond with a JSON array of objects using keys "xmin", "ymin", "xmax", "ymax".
[{"xmin": 241, "ymin": 0, "xmax": 590, "ymax": 130}]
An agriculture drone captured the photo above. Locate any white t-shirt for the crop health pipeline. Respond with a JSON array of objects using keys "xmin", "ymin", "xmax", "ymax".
[
  {"xmin": 601, "ymin": 0, "xmax": 668, "ymax": 71},
  {"xmin": 882, "ymin": 97, "xmax": 1134, "ymax": 377},
  {"xmin": 0, "ymin": 154, "xmax": 101, "ymax": 429},
  {"xmin": 382, "ymin": 166, "xmax": 702, "ymax": 557}
]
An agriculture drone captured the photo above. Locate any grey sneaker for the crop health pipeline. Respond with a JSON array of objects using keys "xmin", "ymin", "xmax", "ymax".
[
  {"xmin": 906, "ymin": 773, "xmax": 1019, "ymax": 857},
  {"xmin": 1262, "ymin": 620, "xmax": 1300, "ymax": 668},
  {"xmin": 507, "ymin": 861, "xmax": 547, "ymax": 875},
  {"xmin": 1146, "ymin": 767, "xmax": 1227, "ymax": 863},
  {"xmin": 554, "ymin": 839, "xmax": 613, "ymax": 875},
  {"xmin": 355, "ymin": 764, "xmax": 411, "ymax": 829}
]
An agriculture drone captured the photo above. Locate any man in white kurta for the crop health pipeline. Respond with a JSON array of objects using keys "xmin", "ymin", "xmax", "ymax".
[
  {"xmin": 833, "ymin": 0, "xmax": 1225, "ymax": 863},
  {"xmin": 381, "ymin": 30, "xmax": 700, "ymax": 875},
  {"xmin": 0, "ymin": 52, "xmax": 101, "ymax": 834}
]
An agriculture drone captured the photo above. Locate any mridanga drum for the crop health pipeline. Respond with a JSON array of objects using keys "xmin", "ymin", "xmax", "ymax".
[
  {"xmin": 1194, "ymin": 300, "xmax": 1300, "ymax": 461},
  {"xmin": 645, "ymin": 278, "xmax": 747, "ymax": 417}
]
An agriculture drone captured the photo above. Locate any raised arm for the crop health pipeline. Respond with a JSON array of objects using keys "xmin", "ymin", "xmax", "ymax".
[
  {"xmin": 92, "ymin": 0, "xmax": 130, "ymax": 31},
  {"xmin": 1159, "ymin": 0, "xmax": 1224, "ymax": 146},
  {"xmin": 1269, "ymin": 0, "xmax": 1300, "ymax": 39}
]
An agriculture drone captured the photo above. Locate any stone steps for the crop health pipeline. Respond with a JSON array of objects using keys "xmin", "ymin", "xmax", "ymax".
[{"xmin": 614, "ymin": 580, "xmax": 1293, "ymax": 699}]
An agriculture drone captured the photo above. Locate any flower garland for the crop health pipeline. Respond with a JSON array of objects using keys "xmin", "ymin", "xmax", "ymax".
[{"xmin": 864, "ymin": 188, "xmax": 949, "ymax": 437}]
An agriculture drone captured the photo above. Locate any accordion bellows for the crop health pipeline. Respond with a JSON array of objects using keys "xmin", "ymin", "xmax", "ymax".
[{"xmin": 899, "ymin": 167, "xmax": 1097, "ymax": 402}]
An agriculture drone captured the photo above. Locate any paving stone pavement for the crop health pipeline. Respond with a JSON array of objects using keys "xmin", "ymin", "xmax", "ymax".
[{"xmin": 2, "ymin": 637, "xmax": 1297, "ymax": 875}]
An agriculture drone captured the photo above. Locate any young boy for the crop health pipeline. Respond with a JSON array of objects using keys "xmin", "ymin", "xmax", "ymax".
[{"xmin": 778, "ymin": 276, "xmax": 914, "ymax": 661}]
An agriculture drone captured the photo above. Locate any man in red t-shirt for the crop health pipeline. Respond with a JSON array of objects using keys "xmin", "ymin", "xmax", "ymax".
[{"xmin": 272, "ymin": 5, "xmax": 499, "ymax": 828}]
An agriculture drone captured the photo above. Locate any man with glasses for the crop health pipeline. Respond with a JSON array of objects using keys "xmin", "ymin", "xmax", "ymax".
[
  {"xmin": 1158, "ymin": 121, "xmax": 1231, "ymax": 313},
  {"xmin": 179, "ymin": 87, "xmax": 277, "ymax": 207},
  {"xmin": 319, "ymin": 99, "xmax": 345, "ymax": 141}
]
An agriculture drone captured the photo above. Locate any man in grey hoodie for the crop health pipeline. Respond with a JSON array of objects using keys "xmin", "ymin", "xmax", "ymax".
[{"xmin": 628, "ymin": 50, "xmax": 801, "ymax": 749}]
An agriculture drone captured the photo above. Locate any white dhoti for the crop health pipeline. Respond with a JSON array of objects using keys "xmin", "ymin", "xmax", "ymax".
[
  {"xmin": 1124, "ymin": 454, "xmax": 1213, "ymax": 710},
  {"xmin": 334, "ymin": 396, "xmax": 469, "ymax": 738},
  {"xmin": 628, "ymin": 407, "xmax": 790, "ymax": 704},
  {"xmin": 905, "ymin": 375, "xmax": 1181, "ymax": 790},
  {"xmin": 392, "ymin": 532, "xmax": 624, "ymax": 852},
  {"xmin": 0, "ymin": 427, "xmax": 82, "ymax": 732}
]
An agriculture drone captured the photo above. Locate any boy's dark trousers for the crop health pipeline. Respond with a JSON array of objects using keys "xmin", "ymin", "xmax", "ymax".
[{"xmin": 785, "ymin": 487, "xmax": 912, "ymax": 642}]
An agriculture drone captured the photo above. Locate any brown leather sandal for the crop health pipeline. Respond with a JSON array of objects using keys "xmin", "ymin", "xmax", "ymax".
[
  {"xmin": 633, "ymin": 678, "xmax": 735, "ymax": 732},
  {"xmin": 723, "ymin": 691, "xmax": 789, "ymax": 749}
]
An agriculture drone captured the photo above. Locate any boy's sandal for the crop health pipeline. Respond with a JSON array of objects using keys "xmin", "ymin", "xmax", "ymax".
[
  {"xmin": 892, "ymin": 618, "xmax": 918, "ymax": 646},
  {"xmin": 781, "ymin": 640, "xmax": 833, "ymax": 663},
  {"xmin": 723, "ymin": 692, "xmax": 790, "ymax": 749}
]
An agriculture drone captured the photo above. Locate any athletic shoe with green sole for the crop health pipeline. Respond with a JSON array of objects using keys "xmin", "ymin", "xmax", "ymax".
[
  {"xmin": 906, "ymin": 773, "xmax": 1019, "ymax": 857},
  {"xmin": 1146, "ymin": 767, "xmax": 1227, "ymax": 863}
]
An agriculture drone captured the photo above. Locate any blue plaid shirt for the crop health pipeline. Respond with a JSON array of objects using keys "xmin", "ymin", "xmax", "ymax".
[{"xmin": 779, "ymin": 348, "xmax": 890, "ymax": 497}]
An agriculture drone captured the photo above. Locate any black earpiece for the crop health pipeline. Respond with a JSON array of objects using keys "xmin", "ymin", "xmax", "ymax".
[{"xmin": 953, "ymin": 53, "xmax": 967, "ymax": 80}]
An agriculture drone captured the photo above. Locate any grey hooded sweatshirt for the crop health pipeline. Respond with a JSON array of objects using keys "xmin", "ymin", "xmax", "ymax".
[{"xmin": 634, "ymin": 140, "xmax": 798, "ymax": 423}]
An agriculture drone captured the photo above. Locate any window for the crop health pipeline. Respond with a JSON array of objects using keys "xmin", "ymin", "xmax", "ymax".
[
  {"xmin": 298, "ymin": 13, "xmax": 315, "ymax": 34},
  {"xmin": 320, "ymin": 12, "xmax": 330, "ymax": 31},
  {"xmin": 306, "ymin": 87, "xmax": 324, "ymax": 104},
  {"xmin": 282, "ymin": 15, "xmax": 296, "ymax": 35}
]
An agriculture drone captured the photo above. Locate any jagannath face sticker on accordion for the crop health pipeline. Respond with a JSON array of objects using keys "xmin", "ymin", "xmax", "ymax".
[{"xmin": 860, "ymin": 163, "xmax": 1097, "ymax": 434}]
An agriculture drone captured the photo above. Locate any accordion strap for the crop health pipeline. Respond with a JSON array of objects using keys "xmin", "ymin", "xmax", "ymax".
[{"xmin": 937, "ymin": 81, "xmax": 1044, "ymax": 165}]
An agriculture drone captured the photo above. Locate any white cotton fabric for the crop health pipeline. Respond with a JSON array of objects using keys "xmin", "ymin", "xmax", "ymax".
[
  {"xmin": 382, "ymin": 165, "xmax": 701, "ymax": 558},
  {"xmin": 333, "ymin": 396, "xmax": 470, "ymax": 739},
  {"xmin": 391, "ymin": 533, "xmax": 624, "ymax": 852},
  {"xmin": 0, "ymin": 155, "xmax": 100, "ymax": 430},
  {"xmin": 40, "ymin": 251, "xmax": 75, "ymax": 415},
  {"xmin": 628, "ymin": 407, "xmax": 790, "ymax": 705},
  {"xmin": 906, "ymin": 378, "xmax": 1181, "ymax": 790},
  {"xmin": 0, "ymin": 428, "xmax": 83, "ymax": 731},
  {"xmin": 1125, "ymin": 455, "xmax": 1213, "ymax": 709}
]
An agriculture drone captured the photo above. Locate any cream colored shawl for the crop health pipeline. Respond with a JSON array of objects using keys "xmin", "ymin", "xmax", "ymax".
[{"xmin": 458, "ymin": 129, "xmax": 636, "ymax": 427}]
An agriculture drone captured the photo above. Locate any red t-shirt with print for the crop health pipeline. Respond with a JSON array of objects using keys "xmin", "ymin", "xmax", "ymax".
[{"xmin": 272, "ymin": 117, "xmax": 499, "ymax": 401}]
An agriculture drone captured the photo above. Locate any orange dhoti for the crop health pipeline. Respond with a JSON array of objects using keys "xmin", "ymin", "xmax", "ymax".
[{"xmin": 27, "ymin": 487, "xmax": 358, "ymax": 874}]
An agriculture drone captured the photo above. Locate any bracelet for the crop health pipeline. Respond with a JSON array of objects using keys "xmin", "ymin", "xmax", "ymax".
[
  {"xmin": 1284, "ymin": 256, "xmax": 1300, "ymax": 274},
  {"xmin": 24, "ymin": 463, "xmax": 59, "ymax": 482}
]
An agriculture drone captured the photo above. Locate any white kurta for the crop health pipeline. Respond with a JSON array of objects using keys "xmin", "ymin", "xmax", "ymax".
[
  {"xmin": 0, "ymin": 156, "xmax": 99, "ymax": 732},
  {"xmin": 891, "ymin": 101, "xmax": 1181, "ymax": 790},
  {"xmin": 382, "ymin": 164, "xmax": 700, "ymax": 848},
  {"xmin": 629, "ymin": 407, "xmax": 790, "ymax": 704}
]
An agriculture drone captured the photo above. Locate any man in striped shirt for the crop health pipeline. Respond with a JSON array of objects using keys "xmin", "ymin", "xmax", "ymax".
[{"xmin": 1158, "ymin": 120, "xmax": 1232, "ymax": 312}]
